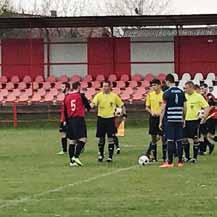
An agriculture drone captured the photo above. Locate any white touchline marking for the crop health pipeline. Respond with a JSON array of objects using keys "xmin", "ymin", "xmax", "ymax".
[{"xmin": 0, "ymin": 165, "xmax": 138, "ymax": 209}]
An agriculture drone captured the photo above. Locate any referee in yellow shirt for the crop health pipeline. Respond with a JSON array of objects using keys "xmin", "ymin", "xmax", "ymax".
[
  {"xmin": 145, "ymin": 79, "xmax": 165, "ymax": 162},
  {"xmin": 183, "ymin": 81, "xmax": 210, "ymax": 163},
  {"xmin": 91, "ymin": 81, "xmax": 126, "ymax": 162}
]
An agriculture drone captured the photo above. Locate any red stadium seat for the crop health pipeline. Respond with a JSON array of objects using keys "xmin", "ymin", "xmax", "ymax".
[
  {"xmin": 32, "ymin": 82, "xmax": 39, "ymax": 90},
  {"xmin": 23, "ymin": 75, "xmax": 32, "ymax": 83},
  {"xmin": 18, "ymin": 82, "xmax": 27, "ymax": 90},
  {"xmin": 144, "ymin": 73, "xmax": 154, "ymax": 82},
  {"xmin": 31, "ymin": 93, "xmax": 41, "ymax": 102},
  {"xmin": 116, "ymin": 81, "xmax": 126, "ymax": 89},
  {"xmin": 47, "ymin": 75, "xmax": 57, "ymax": 83},
  {"xmin": 13, "ymin": 89, "xmax": 21, "ymax": 97},
  {"xmin": 141, "ymin": 80, "xmax": 150, "ymax": 88},
  {"xmin": 128, "ymin": 81, "xmax": 138, "ymax": 88},
  {"xmin": 132, "ymin": 93, "xmax": 144, "ymax": 101},
  {"xmin": 1, "ymin": 89, "xmax": 9, "ymax": 97},
  {"xmin": 112, "ymin": 87, "xmax": 121, "ymax": 95},
  {"xmin": 71, "ymin": 75, "xmax": 82, "ymax": 82},
  {"xmin": 96, "ymin": 74, "xmax": 105, "ymax": 82},
  {"xmin": 6, "ymin": 93, "xmax": 16, "ymax": 103},
  {"xmin": 11, "ymin": 75, "xmax": 20, "ymax": 84},
  {"xmin": 0, "ymin": 83, "xmax": 2, "ymax": 89},
  {"xmin": 92, "ymin": 81, "xmax": 101, "ymax": 89},
  {"xmin": 50, "ymin": 88, "xmax": 58, "ymax": 96},
  {"xmin": 108, "ymin": 74, "xmax": 117, "ymax": 82},
  {"xmin": 83, "ymin": 75, "xmax": 93, "ymax": 82},
  {"xmin": 24, "ymin": 89, "xmax": 33, "ymax": 97},
  {"xmin": 43, "ymin": 82, "xmax": 51, "ymax": 91},
  {"xmin": 125, "ymin": 87, "xmax": 134, "ymax": 95},
  {"xmin": 0, "ymin": 76, "xmax": 8, "ymax": 84},
  {"xmin": 56, "ymin": 93, "xmax": 65, "ymax": 102},
  {"xmin": 6, "ymin": 82, "xmax": 14, "ymax": 91},
  {"xmin": 0, "ymin": 93, "xmax": 4, "ymax": 102},
  {"xmin": 157, "ymin": 73, "xmax": 166, "ymax": 81},
  {"xmin": 44, "ymin": 92, "xmax": 54, "ymax": 102},
  {"xmin": 18, "ymin": 93, "xmax": 29, "ymax": 102},
  {"xmin": 120, "ymin": 74, "xmax": 130, "ymax": 82},
  {"xmin": 132, "ymin": 74, "xmax": 143, "ymax": 82},
  {"xmin": 58, "ymin": 75, "xmax": 68, "ymax": 82},
  {"xmin": 54, "ymin": 82, "xmax": 63, "ymax": 90},
  {"xmin": 120, "ymin": 93, "xmax": 130, "ymax": 101},
  {"xmin": 35, "ymin": 75, "xmax": 44, "ymax": 83},
  {"xmin": 38, "ymin": 88, "xmax": 46, "ymax": 97}
]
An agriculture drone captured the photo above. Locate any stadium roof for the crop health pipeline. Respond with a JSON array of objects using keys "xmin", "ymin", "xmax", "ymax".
[{"xmin": 1, "ymin": 14, "xmax": 217, "ymax": 29}]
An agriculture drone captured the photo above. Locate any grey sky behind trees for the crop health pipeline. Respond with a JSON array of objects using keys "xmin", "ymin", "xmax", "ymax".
[{"xmin": 9, "ymin": 0, "xmax": 217, "ymax": 15}]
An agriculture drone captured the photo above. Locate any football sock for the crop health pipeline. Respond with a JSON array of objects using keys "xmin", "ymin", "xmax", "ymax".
[
  {"xmin": 184, "ymin": 142, "xmax": 190, "ymax": 160},
  {"xmin": 69, "ymin": 144, "xmax": 75, "ymax": 161},
  {"xmin": 98, "ymin": 137, "xmax": 105, "ymax": 157},
  {"xmin": 108, "ymin": 143, "xmax": 115, "ymax": 159},
  {"xmin": 167, "ymin": 141, "xmax": 174, "ymax": 164},
  {"xmin": 114, "ymin": 136, "xmax": 120, "ymax": 149},
  {"xmin": 193, "ymin": 143, "xmax": 199, "ymax": 159},
  {"xmin": 205, "ymin": 137, "xmax": 212, "ymax": 150},
  {"xmin": 152, "ymin": 143, "xmax": 157, "ymax": 161},
  {"xmin": 177, "ymin": 140, "xmax": 183, "ymax": 163},
  {"xmin": 61, "ymin": 137, "xmax": 67, "ymax": 153},
  {"xmin": 199, "ymin": 141, "xmax": 206, "ymax": 153},
  {"xmin": 74, "ymin": 141, "xmax": 85, "ymax": 158},
  {"xmin": 162, "ymin": 142, "xmax": 167, "ymax": 162},
  {"xmin": 146, "ymin": 142, "xmax": 152, "ymax": 156}
]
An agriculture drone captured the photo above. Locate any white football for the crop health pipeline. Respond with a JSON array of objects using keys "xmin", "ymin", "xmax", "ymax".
[
  {"xmin": 138, "ymin": 155, "xmax": 150, "ymax": 166},
  {"xmin": 115, "ymin": 107, "xmax": 123, "ymax": 117},
  {"xmin": 198, "ymin": 109, "xmax": 205, "ymax": 119}
]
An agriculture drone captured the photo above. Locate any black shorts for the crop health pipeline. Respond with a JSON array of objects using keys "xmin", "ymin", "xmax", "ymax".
[
  {"xmin": 96, "ymin": 117, "xmax": 116, "ymax": 138},
  {"xmin": 149, "ymin": 116, "xmax": 162, "ymax": 136},
  {"xmin": 206, "ymin": 118, "xmax": 217, "ymax": 135},
  {"xmin": 166, "ymin": 122, "xmax": 184, "ymax": 141},
  {"xmin": 184, "ymin": 120, "xmax": 200, "ymax": 139},
  {"xmin": 59, "ymin": 122, "xmax": 67, "ymax": 133},
  {"xmin": 67, "ymin": 117, "xmax": 87, "ymax": 140},
  {"xmin": 199, "ymin": 123, "xmax": 207, "ymax": 135}
]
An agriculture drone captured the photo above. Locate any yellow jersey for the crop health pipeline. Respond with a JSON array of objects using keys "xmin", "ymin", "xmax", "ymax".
[
  {"xmin": 145, "ymin": 90, "xmax": 163, "ymax": 114},
  {"xmin": 92, "ymin": 91, "xmax": 124, "ymax": 118},
  {"xmin": 185, "ymin": 92, "xmax": 209, "ymax": 121}
]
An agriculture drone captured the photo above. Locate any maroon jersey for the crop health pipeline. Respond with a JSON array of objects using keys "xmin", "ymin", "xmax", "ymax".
[{"xmin": 64, "ymin": 92, "xmax": 85, "ymax": 118}]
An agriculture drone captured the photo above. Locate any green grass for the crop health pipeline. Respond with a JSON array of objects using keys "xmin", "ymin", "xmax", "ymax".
[{"xmin": 0, "ymin": 127, "xmax": 217, "ymax": 217}]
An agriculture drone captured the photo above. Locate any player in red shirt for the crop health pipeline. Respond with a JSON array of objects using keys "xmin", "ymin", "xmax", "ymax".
[
  {"xmin": 57, "ymin": 82, "xmax": 70, "ymax": 155},
  {"xmin": 64, "ymin": 82, "xmax": 90, "ymax": 167}
]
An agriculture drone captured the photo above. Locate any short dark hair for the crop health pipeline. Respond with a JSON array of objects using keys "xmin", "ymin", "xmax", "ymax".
[
  {"xmin": 194, "ymin": 84, "xmax": 200, "ymax": 90},
  {"xmin": 103, "ymin": 81, "xmax": 111, "ymax": 86},
  {"xmin": 200, "ymin": 83, "xmax": 208, "ymax": 88},
  {"xmin": 150, "ymin": 79, "xmax": 161, "ymax": 86},
  {"xmin": 63, "ymin": 82, "xmax": 70, "ymax": 90},
  {"xmin": 185, "ymin": 81, "xmax": 194, "ymax": 87},
  {"xmin": 165, "ymin": 74, "xmax": 175, "ymax": 83},
  {"xmin": 72, "ymin": 81, "xmax": 80, "ymax": 90}
]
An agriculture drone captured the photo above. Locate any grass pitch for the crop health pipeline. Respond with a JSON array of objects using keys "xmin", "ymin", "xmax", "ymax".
[{"xmin": 0, "ymin": 126, "xmax": 217, "ymax": 217}]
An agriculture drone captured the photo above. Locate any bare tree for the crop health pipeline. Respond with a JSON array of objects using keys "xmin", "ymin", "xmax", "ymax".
[{"xmin": 105, "ymin": 0, "xmax": 171, "ymax": 16}]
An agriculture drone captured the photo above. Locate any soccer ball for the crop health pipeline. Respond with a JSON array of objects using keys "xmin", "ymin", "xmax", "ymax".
[
  {"xmin": 198, "ymin": 109, "xmax": 205, "ymax": 119},
  {"xmin": 138, "ymin": 155, "xmax": 150, "ymax": 166},
  {"xmin": 115, "ymin": 107, "xmax": 123, "ymax": 117}
]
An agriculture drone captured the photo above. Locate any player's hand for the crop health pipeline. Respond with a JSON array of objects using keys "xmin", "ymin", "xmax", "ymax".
[
  {"xmin": 159, "ymin": 122, "xmax": 163, "ymax": 131},
  {"xmin": 200, "ymin": 118, "xmax": 206, "ymax": 124},
  {"xmin": 183, "ymin": 120, "xmax": 186, "ymax": 128},
  {"xmin": 63, "ymin": 121, "xmax": 66, "ymax": 126}
]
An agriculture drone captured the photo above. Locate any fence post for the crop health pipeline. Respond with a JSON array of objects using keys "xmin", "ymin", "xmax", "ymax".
[{"xmin": 13, "ymin": 103, "xmax": 17, "ymax": 128}]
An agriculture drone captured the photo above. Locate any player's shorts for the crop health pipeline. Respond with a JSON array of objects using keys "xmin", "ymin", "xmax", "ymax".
[
  {"xmin": 149, "ymin": 116, "xmax": 162, "ymax": 136},
  {"xmin": 206, "ymin": 118, "xmax": 217, "ymax": 135},
  {"xmin": 67, "ymin": 117, "xmax": 87, "ymax": 140},
  {"xmin": 184, "ymin": 120, "xmax": 200, "ymax": 139},
  {"xmin": 199, "ymin": 123, "xmax": 207, "ymax": 135},
  {"xmin": 96, "ymin": 117, "xmax": 116, "ymax": 138},
  {"xmin": 59, "ymin": 122, "xmax": 67, "ymax": 133},
  {"xmin": 166, "ymin": 122, "xmax": 184, "ymax": 141}
]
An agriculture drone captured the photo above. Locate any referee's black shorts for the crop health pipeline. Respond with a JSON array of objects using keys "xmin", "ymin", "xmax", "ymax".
[
  {"xmin": 184, "ymin": 120, "xmax": 200, "ymax": 139},
  {"xmin": 67, "ymin": 117, "xmax": 87, "ymax": 140},
  {"xmin": 149, "ymin": 116, "xmax": 162, "ymax": 136},
  {"xmin": 96, "ymin": 117, "xmax": 116, "ymax": 138}
]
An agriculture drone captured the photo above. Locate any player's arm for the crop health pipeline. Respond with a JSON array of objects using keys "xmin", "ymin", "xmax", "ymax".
[
  {"xmin": 200, "ymin": 95, "xmax": 210, "ymax": 123},
  {"xmin": 145, "ymin": 93, "xmax": 153, "ymax": 115},
  {"xmin": 116, "ymin": 95, "xmax": 127, "ymax": 118},
  {"xmin": 63, "ymin": 97, "xmax": 68, "ymax": 124},
  {"xmin": 159, "ymin": 103, "xmax": 166, "ymax": 130},
  {"xmin": 80, "ymin": 93, "xmax": 91, "ymax": 111},
  {"xmin": 90, "ymin": 94, "xmax": 98, "ymax": 109}
]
